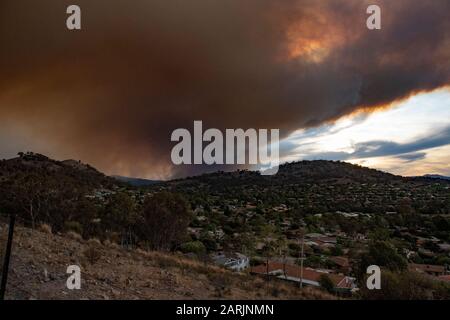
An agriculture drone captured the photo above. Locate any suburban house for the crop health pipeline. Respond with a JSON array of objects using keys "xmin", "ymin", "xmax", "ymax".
[
  {"xmin": 304, "ymin": 233, "xmax": 337, "ymax": 250},
  {"xmin": 437, "ymin": 243, "xmax": 450, "ymax": 253},
  {"xmin": 329, "ymin": 256, "xmax": 351, "ymax": 274},
  {"xmin": 438, "ymin": 275, "xmax": 450, "ymax": 283},
  {"xmin": 315, "ymin": 236, "xmax": 337, "ymax": 248},
  {"xmin": 408, "ymin": 263, "xmax": 446, "ymax": 277},
  {"xmin": 250, "ymin": 261, "xmax": 356, "ymax": 294},
  {"xmin": 212, "ymin": 252, "xmax": 249, "ymax": 272}
]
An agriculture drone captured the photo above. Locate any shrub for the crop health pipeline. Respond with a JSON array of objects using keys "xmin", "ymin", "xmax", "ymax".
[
  {"xmin": 64, "ymin": 221, "xmax": 83, "ymax": 235},
  {"xmin": 200, "ymin": 238, "xmax": 217, "ymax": 251},
  {"xmin": 359, "ymin": 270, "xmax": 450, "ymax": 300},
  {"xmin": 83, "ymin": 245, "xmax": 101, "ymax": 265},
  {"xmin": 250, "ymin": 257, "xmax": 264, "ymax": 266},
  {"xmin": 179, "ymin": 241, "xmax": 206, "ymax": 255},
  {"xmin": 87, "ymin": 238, "xmax": 102, "ymax": 246},
  {"xmin": 208, "ymin": 273, "xmax": 232, "ymax": 298},
  {"xmin": 270, "ymin": 285, "xmax": 288, "ymax": 298},
  {"xmin": 318, "ymin": 274, "xmax": 335, "ymax": 294},
  {"xmin": 66, "ymin": 231, "xmax": 83, "ymax": 241},
  {"xmin": 154, "ymin": 254, "xmax": 181, "ymax": 269},
  {"xmin": 38, "ymin": 223, "xmax": 52, "ymax": 234}
]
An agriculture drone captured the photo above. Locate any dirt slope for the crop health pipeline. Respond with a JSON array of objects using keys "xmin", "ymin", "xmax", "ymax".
[{"xmin": 0, "ymin": 223, "xmax": 333, "ymax": 300}]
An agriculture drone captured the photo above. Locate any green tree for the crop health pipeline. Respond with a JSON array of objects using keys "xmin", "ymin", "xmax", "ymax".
[
  {"xmin": 319, "ymin": 274, "xmax": 335, "ymax": 293},
  {"xmin": 359, "ymin": 270, "xmax": 450, "ymax": 300},
  {"xmin": 103, "ymin": 192, "xmax": 135, "ymax": 232},
  {"xmin": 357, "ymin": 241, "xmax": 407, "ymax": 279},
  {"xmin": 139, "ymin": 192, "xmax": 192, "ymax": 251}
]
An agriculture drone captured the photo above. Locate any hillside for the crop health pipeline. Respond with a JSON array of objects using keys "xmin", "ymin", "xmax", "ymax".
[
  {"xmin": 162, "ymin": 160, "xmax": 450, "ymax": 216},
  {"xmin": 0, "ymin": 222, "xmax": 332, "ymax": 300},
  {"xmin": 0, "ymin": 152, "xmax": 116, "ymax": 189},
  {"xmin": 0, "ymin": 152, "xmax": 121, "ymax": 232},
  {"xmin": 112, "ymin": 175, "xmax": 161, "ymax": 186},
  {"xmin": 423, "ymin": 174, "xmax": 450, "ymax": 181},
  {"xmin": 1, "ymin": 153, "xmax": 449, "ymax": 240},
  {"xmin": 1, "ymin": 153, "xmax": 450, "ymax": 300}
]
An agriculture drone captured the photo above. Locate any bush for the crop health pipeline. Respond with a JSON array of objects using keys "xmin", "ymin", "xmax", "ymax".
[
  {"xmin": 64, "ymin": 221, "xmax": 83, "ymax": 235},
  {"xmin": 208, "ymin": 273, "xmax": 232, "ymax": 298},
  {"xmin": 87, "ymin": 238, "xmax": 102, "ymax": 246},
  {"xmin": 319, "ymin": 274, "xmax": 335, "ymax": 293},
  {"xmin": 330, "ymin": 245, "xmax": 343, "ymax": 256},
  {"xmin": 359, "ymin": 270, "xmax": 450, "ymax": 300},
  {"xmin": 83, "ymin": 245, "xmax": 101, "ymax": 265},
  {"xmin": 38, "ymin": 223, "xmax": 52, "ymax": 234},
  {"xmin": 250, "ymin": 257, "xmax": 264, "ymax": 266},
  {"xmin": 154, "ymin": 254, "xmax": 181, "ymax": 269},
  {"xmin": 200, "ymin": 238, "xmax": 217, "ymax": 251},
  {"xmin": 66, "ymin": 231, "xmax": 83, "ymax": 241},
  {"xmin": 179, "ymin": 241, "xmax": 206, "ymax": 255}
]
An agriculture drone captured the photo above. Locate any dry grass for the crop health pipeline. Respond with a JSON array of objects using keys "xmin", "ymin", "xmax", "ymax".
[
  {"xmin": 38, "ymin": 223, "xmax": 52, "ymax": 234},
  {"xmin": 128, "ymin": 249, "xmax": 335, "ymax": 299},
  {"xmin": 65, "ymin": 231, "xmax": 83, "ymax": 242},
  {"xmin": 87, "ymin": 238, "xmax": 102, "ymax": 246},
  {"xmin": 2, "ymin": 222, "xmax": 338, "ymax": 300}
]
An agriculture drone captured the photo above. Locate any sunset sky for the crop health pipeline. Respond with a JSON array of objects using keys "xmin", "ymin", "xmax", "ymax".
[
  {"xmin": 281, "ymin": 88, "xmax": 450, "ymax": 176},
  {"xmin": 0, "ymin": 0, "xmax": 449, "ymax": 179}
]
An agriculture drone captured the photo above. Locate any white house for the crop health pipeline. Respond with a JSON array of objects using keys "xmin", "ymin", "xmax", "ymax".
[{"xmin": 212, "ymin": 252, "xmax": 250, "ymax": 272}]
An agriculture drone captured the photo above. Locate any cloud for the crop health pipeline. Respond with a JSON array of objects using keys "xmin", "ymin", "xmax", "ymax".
[
  {"xmin": 0, "ymin": 0, "xmax": 449, "ymax": 178},
  {"xmin": 303, "ymin": 125, "xmax": 450, "ymax": 162},
  {"xmin": 396, "ymin": 152, "xmax": 426, "ymax": 162}
]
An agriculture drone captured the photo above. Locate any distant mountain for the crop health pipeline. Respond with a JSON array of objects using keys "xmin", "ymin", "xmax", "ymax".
[
  {"xmin": 169, "ymin": 160, "xmax": 402, "ymax": 188},
  {"xmin": 112, "ymin": 175, "xmax": 161, "ymax": 186},
  {"xmin": 160, "ymin": 160, "xmax": 450, "ymax": 216},
  {"xmin": 423, "ymin": 174, "xmax": 450, "ymax": 181}
]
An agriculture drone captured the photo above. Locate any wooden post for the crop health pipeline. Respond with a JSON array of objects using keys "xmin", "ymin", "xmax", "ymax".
[{"xmin": 0, "ymin": 214, "xmax": 16, "ymax": 300}]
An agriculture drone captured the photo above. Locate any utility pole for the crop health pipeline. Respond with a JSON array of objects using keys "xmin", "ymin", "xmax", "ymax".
[
  {"xmin": 300, "ymin": 232, "xmax": 305, "ymax": 289},
  {"xmin": 1, "ymin": 213, "xmax": 16, "ymax": 300},
  {"xmin": 297, "ymin": 229, "xmax": 305, "ymax": 289}
]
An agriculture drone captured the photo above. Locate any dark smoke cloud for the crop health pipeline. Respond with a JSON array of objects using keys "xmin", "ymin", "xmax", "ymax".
[{"xmin": 0, "ymin": 0, "xmax": 449, "ymax": 179}]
